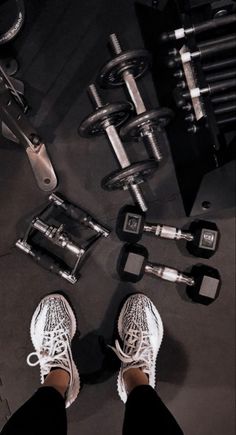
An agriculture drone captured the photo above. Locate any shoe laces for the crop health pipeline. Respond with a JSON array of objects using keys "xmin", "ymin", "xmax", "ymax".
[
  {"xmin": 27, "ymin": 321, "xmax": 71, "ymax": 383},
  {"xmin": 110, "ymin": 322, "xmax": 153, "ymax": 369}
]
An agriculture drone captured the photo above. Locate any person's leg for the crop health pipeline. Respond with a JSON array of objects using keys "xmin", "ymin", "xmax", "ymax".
[
  {"xmin": 123, "ymin": 379, "xmax": 184, "ymax": 434},
  {"xmin": 1, "ymin": 294, "xmax": 80, "ymax": 435},
  {"xmin": 110, "ymin": 293, "xmax": 184, "ymax": 435}
]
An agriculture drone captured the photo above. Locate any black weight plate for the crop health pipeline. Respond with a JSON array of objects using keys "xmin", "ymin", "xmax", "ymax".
[
  {"xmin": 78, "ymin": 102, "xmax": 132, "ymax": 137},
  {"xmin": 120, "ymin": 108, "xmax": 174, "ymax": 139},
  {"xmin": 0, "ymin": 0, "xmax": 25, "ymax": 45},
  {"xmin": 99, "ymin": 50, "xmax": 151, "ymax": 88},
  {"xmin": 101, "ymin": 159, "xmax": 158, "ymax": 190}
]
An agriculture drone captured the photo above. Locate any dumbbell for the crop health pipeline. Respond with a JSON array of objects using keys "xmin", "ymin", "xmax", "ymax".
[
  {"xmin": 99, "ymin": 34, "xmax": 173, "ymax": 161},
  {"xmin": 116, "ymin": 205, "xmax": 219, "ymax": 259},
  {"xmin": 118, "ymin": 244, "xmax": 221, "ymax": 305},
  {"xmin": 160, "ymin": 13, "xmax": 236, "ymax": 42},
  {"xmin": 79, "ymin": 84, "xmax": 158, "ymax": 212}
]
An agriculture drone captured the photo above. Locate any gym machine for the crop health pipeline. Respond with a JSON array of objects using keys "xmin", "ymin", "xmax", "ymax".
[
  {"xmin": 116, "ymin": 205, "xmax": 219, "ymax": 258},
  {"xmin": 16, "ymin": 193, "xmax": 110, "ymax": 284},
  {"xmin": 0, "ymin": 0, "xmax": 57, "ymax": 192},
  {"xmin": 135, "ymin": 0, "xmax": 236, "ymax": 216},
  {"xmin": 0, "ymin": 66, "xmax": 57, "ymax": 191},
  {"xmin": 118, "ymin": 243, "xmax": 221, "ymax": 305}
]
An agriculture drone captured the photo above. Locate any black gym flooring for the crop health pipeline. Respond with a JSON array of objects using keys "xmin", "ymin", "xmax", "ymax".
[{"xmin": 0, "ymin": 1, "xmax": 235, "ymax": 434}]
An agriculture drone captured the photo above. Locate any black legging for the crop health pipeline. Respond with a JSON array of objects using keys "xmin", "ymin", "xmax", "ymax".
[{"xmin": 1, "ymin": 385, "xmax": 184, "ymax": 435}]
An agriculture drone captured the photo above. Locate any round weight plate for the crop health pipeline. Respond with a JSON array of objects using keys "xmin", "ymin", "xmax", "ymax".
[
  {"xmin": 101, "ymin": 159, "xmax": 158, "ymax": 190},
  {"xmin": 99, "ymin": 50, "xmax": 151, "ymax": 88},
  {"xmin": 0, "ymin": 0, "xmax": 25, "ymax": 45},
  {"xmin": 79, "ymin": 102, "xmax": 132, "ymax": 137},
  {"xmin": 120, "ymin": 108, "xmax": 174, "ymax": 139}
]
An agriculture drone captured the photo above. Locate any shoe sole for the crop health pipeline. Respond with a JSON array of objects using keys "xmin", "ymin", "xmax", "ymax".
[{"xmin": 116, "ymin": 293, "xmax": 164, "ymax": 403}]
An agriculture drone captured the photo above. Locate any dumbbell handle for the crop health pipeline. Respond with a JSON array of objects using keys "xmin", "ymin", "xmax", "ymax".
[
  {"xmin": 88, "ymin": 84, "xmax": 131, "ymax": 168},
  {"xmin": 143, "ymin": 223, "xmax": 194, "ymax": 241},
  {"xmin": 161, "ymin": 14, "xmax": 236, "ymax": 41},
  {"xmin": 179, "ymin": 39, "xmax": 236, "ymax": 64},
  {"xmin": 109, "ymin": 34, "xmax": 146, "ymax": 114},
  {"xmin": 145, "ymin": 262, "xmax": 195, "ymax": 286},
  {"xmin": 183, "ymin": 78, "xmax": 236, "ymax": 99}
]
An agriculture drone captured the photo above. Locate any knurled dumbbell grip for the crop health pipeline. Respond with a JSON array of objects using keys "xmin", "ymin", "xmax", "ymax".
[
  {"xmin": 145, "ymin": 262, "xmax": 195, "ymax": 286},
  {"xmin": 143, "ymin": 223, "xmax": 194, "ymax": 241}
]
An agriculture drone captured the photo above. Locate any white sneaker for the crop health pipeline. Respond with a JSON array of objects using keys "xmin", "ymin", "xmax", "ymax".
[
  {"xmin": 110, "ymin": 293, "xmax": 164, "ymax": 403},
  {"xmin": 27, "ymin": 294, "xmax": 80, "ymax": 408}
]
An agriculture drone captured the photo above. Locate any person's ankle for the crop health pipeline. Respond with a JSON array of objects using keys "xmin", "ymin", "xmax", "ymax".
[
  {"xmin": 43, "ymin": 369, "xmax": 70, "ymax": 398},
  {"xmin": 123, "ymin": 367, "xmax": 149, "ymax": 395}
]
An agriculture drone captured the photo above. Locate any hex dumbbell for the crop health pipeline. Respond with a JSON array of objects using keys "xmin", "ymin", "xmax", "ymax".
[
  {"xmin": 116, "ymin": 205, "xmax": 219, "ymax": 259},
  {"xmin": 99, "ymin": 34, "xmax": 173, "ymax": 161},
  {"xmin": 118, "ymin": 244, "xmax": 221, "ymax": 305},
  {"xmin": 79, "ymin": 84, "xmax": 158, "ymax": 212}
]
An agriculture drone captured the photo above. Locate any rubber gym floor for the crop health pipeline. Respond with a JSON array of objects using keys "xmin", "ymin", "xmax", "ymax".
[{"xmin": 0, "ymin": 1, "xmax": 235, "ymax": 434}]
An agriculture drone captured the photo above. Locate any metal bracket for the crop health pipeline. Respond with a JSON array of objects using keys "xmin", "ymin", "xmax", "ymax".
[
  {"xmin": 180, "ymin": 45, "xmax": 205, "ymax": 121},
  {"xmin": 0, "ymin": 67, "xmax": 57, "ymax": 191}
]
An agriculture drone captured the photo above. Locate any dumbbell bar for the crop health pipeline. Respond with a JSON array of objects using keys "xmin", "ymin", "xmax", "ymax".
[
  {"xmin": 168, "ymin": 39, "xmax": 236, "ymax": 68},
  {"xmin": 118, "ymin": 244, "xmax": 221, "ymax": 305},
  {"xmin": 182, "ymin": 78, "xmax": 236, "ymax": 100},
  {"xmin": 217, "ymin": 114, "xmax": 236, "ymax": 126},
  {"xmin": 184, "ymin": 101, "xmax": 236, "ymax": 125},
  {"xmin": 211, "ymin": 91, "xmax": 236, "ymax": 105},
  {"xmin": 206, "ymin": 69, "xmax": 236, "ymax": 84},
  {"xmin": 174, "ymin": 57, "xmax": 236, "ymax": 79},
  {"xmin": 116, "ymin": 205, "xmax": 219, "ymax": 258},
  {"xmin": 99, "ymin": 34, "xmax": 173, "ymax": 161},
  {"xmin": 203, "ymin": 57, "xmax": 236, "ymax": 73},
  {"xmin": 161, "ymin": 13, "xmax": 236, "ymax": 42},
  {"xmin": 79, "ymin": 84, "xmax": 157, "ymax": 211},
  {"xmin": 214, "ymin": 102, "xmax": 236, "ymax": 116}
]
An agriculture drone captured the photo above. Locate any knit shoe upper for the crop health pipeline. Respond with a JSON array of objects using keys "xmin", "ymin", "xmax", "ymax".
[
  {"xmin": 111, "ymin": 293, "xmax": 164, "ymax": 403},
  {"xmin": 27, "ymin": 294, "xmax": 80, "ymax": 408}
]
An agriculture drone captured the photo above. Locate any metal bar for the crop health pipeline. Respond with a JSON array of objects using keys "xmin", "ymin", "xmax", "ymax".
[
  {"xmin": 143, "ymin": 223, "xmax": 194, "ymax": 241},
  {"xmin": 206, "ymin": 69, "xmax": 236, "ymax": 83},
  {"xmin": 161, "ymin": 14, "xmax": 236, "ymax": 41},
  {"xmin": 217, "ymin": 115, "xmax": 236, "ymax": 125},
  {"xmin": 198, "ymin": 34, "xmax": 236, "ymax": 49},
  {"xmin": 199, "ymin": 39, "xmax": 236, "ymax": 59},
  {"xmin": 145, "ymin": 262, "xmax": 195, "ymax": 285},
  {"xmin": 123, "ymin": 71, "xmax": 146, "ymax": 114},
  {"xmin": 211, "ymin": 92, "xmax": 236, "ymax": 104},
  {"xmin": 203, "ymin": 57, "xmax": 236, "ymax": 73},
  {"xmin": 209, "ymin": 78, "xmax": 236, "ymax": 94},
  {"xmin": 105, "ymin": 125, "xmax": 130, "ymax": 168},
  {"xmin": 214, "ymin": 102, "xmax": 236, "ymax": 116}
]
